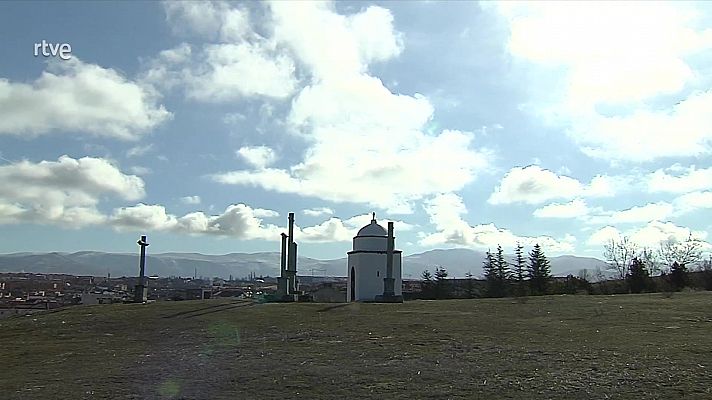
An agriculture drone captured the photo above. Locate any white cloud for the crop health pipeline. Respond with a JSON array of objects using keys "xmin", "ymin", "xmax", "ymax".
[
  {"xmin": 0, "ymin": 59, "xmax": 170, "ymax": 140},
  {"xmin": 163, "ymin": 2, "xmax": 251, "ymax": 42},
  {"xmin": 538, "ymin": 194, "xmax": 704, "ymax": 225},
  {"xmin": 493, "ymin": 2, "xmax": 712, "ymax": 162},
  {"xmin": 110, "ymin": 203, "xmax": 281, "ymax": 239},
  {"xmin": 587, "ymin": 220, "xmax": 709, "ymax": 249},
  {"xmin": 586, "ymin": 202, "xmax": 675, "ymax": 225},
  {"xmin": 587, "ymin": 226, "xmax": 622, "ymax": 246},
  {"xmin": 109, "ymin": 203, "xmax": 413, "ymax": 243},
  {"xmin": 647, "ymin": 164, "xmax": 712, "ymax": 193},
  {"xmin": 145, "ymin": 4, "xmax": 298, "ymax": 102},
  {"xmin": 488, "ymin": 166, "xmax": 613, "ymax": 205},
  {"xmin": 237, "ymin": 146, "xmax": 277, "ymax": 168},
  {"xmin": 421, "ymin": 193, "xmax": 574, "ymax": 252},
  {"xmin": 673, "ymin": 190, "xmax": 712, "ymax": 214},
  {"xmin": 187, "ymin": 42, "xmax": 297, "ymax": 101},
  {"xmin": 180, "ymin": 196, "xmax": 201, "ymax": 205},
  {"xmin": 252, "ymin": 208, "xmax": 279, "ymax": 218},
  {"xmin": 0, "ymin": 156, "xmax": 144, "ymax": 226},
  {"xmin": 534, "ymin": 198, "xmax": 589, "ymax": 218},
  {"xmin": 342, "ymin": 213, "xmax": 415, "ymax": 232},
  {"xmin": 293, "ymin": 212, "xmax": 414, "ymax": 243},
  {"xmin": 211, "ymin": 3, "xmax": 491, "ymax": 213},
  {"xmin": 128, "ymin": 166, "xmax": 152, "ymax": 176},
  {"xmin": 126, "ymin": 144, "xmax": 155, "ymax": 158},
  {"xmin": 575, "ymin": 91, "xmax": 712, "ymax": 161},
  {"xmin": 298, "ymin": 218, "xmax": 352, "ymax": 243},
  {"xmin": 269, "ymin": 2, "xmax": 403, "ymax": 81},
  {"xmin": 111, "ymin": 203, "xmax": 178, "ymax": 232},
  {"xmin": 631, "ymin": 221, "xmax": 708, "ymax": 248},
  {"xmin": 497, "ymin": 2, "xmax": 710, "ymax": 107},
  {"xmin": 303, "ymin": 207, "xmax": 334, "ymax": 217}
]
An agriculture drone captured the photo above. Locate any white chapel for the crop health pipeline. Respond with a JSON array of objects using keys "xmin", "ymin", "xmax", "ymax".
[{"xmin": 347, "ymin": 213, "xmax": 403, "ymax": 302}]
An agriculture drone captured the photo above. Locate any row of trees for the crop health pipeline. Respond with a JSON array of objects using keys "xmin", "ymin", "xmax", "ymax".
[
  {"xmin": 416, "ymin": 235, "xmax": 711, "ymax": 299},
  {"xmin": 419, "ymin": 243, "xmax": 553, "ymax": 299},
  {"xmin": 604, "ymin": 234, "xmax": 710, "ymax": 293},
  {"xmin": 482, "ymin": 243, "xmax": 551, "ymax": 297}
]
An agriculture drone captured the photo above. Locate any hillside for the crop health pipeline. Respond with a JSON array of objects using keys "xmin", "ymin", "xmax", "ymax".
[
  {"xmin": 2, "ymin": 292, "xmax": 711, "ymax": 399},
  {"xmin": 0, "ymin": 249, "xmax": 610, "ymax": 279}
]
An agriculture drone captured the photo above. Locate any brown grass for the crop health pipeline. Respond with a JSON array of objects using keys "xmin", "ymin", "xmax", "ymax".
[{"xmin": 1, "ymin": 293, "xmax": 711, "ymax": 399}]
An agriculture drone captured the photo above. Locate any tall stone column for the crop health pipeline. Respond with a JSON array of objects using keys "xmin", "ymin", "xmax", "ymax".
[
  {"xmin": 383, "ymin": 222, "xmax": 395, "ymax": 296},
  {"xmin": 278, "ymin": 233, "xmax": 288, "ymax": 296},
  {"xmin": 134, "ymin": 235, "xmax": 149, "ymax": 303}
]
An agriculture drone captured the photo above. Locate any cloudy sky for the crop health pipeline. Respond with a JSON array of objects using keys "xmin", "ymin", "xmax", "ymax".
[{"xmin": 1, "ymin": 1, "xmax": 711, "ymax": 259}]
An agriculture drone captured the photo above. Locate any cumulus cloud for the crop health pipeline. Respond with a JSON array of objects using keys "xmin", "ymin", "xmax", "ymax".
[
  {"xmin": 673, "ymin": 190, "xmax": 712, "ymax": 214},
  {"xmin": 180, "ymin": 196, "xmax": 201, "ymax": 205},
  {"xmin": 647, "ymin": 164, "xmax": 712, "ymax": 193},
  {"xmin": 492, "ymin": 2, "xmax": 712, "ymax": 161},
  {"xmin": 216, "ymin": 129, "xmax": 489, "ymax": 213},
  {"xmin": 303, "ymin": 207, "xmax": 334, "ymax": 217},
  {"xmin": 128, "ymin": 166, "xmax": 152, "ymax": 176},
  {"xmin": 163, "ymin": 1, "xmax": 251, "ymax": 42},
  {"xmin": 588, "ymin": 220, "xmax": 709, "ymax": 249},
  {"xmin": 237, "ymin": 146, "xmax": 276, "ymax": 168},
  {"xmin": 488, "ymin": 166, "xmax": 615, "ymax": 205},
  {"xmin": 298, "ymin": 218, "xmax": 353, "ymax": 243},
  {"xmin": 536, "ymin": 194, "xmax": 708, "ymax": 225},
  {"xmin": 208, "ymin": 2, "xmax": 491, "ymax": 213},
  {"xmin": 126, "ymin": 144, "xmax": 155, "ymax": 158},
  {"xmin": 0, "ymin": 59, "xmax": 170, "ymax": 140},
  {"xmin": 585, "ymin": 202, "xmax": 675, "ymax": 225},
  {"xmin": 144, "ymin": 3, "xmax": 298, "ymax": 101},
  {"xmin": 293, "ymin": 212, "xmax": 414, "ymax": 243},
  {"xmin": 108, "ymin": 203, "xmax": 411, "ymax": 243},
  {"xmin": 421, "ymin": 193, "xmax": 575, "ymax": 252},
  {"xmin": 110, "ymin": 203, "xmax": 281, "ymax": 239},
  {"xmin": 533, "ymin": 198, "xmax": 589, "ymax": 219},
  {"xmin": 0, "ymin": 156, "xmax": 144, "ymax": 226},
  {"xmin": 343, "ymin": 213, "xmax": 415, "ymax": 232},
  {"xmin": 576, "ymin": 91, "xmax": 712, "ymax": 161}
]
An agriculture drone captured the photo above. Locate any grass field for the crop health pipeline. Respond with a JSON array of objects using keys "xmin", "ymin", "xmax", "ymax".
[{"xmin": 1, "ymin": 292, "xmax": 711, "ymax": 399}]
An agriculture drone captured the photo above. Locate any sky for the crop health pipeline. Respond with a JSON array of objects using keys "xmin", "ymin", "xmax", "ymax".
[{"xmin": 1, "ymin": 1, "xmax": 711, "ymax": 260}]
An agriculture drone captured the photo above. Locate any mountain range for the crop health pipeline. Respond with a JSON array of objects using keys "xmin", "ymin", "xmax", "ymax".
[{"xmin": 0, "ymin": 249, "xmax": 611, "ymax": 279}]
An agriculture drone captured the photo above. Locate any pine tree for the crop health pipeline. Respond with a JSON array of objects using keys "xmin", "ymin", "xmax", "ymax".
[
  {"xmin": 495, "ymin": 245, "xmax": 509, "ymax": 279},
  {"xmin": 434, "ymin": 266, "xmax": 449, "ymax": 299},
  {"xmin": 464, "ymin": 271, "xmax": 475, "ymax": 298},
  {"xmin": 495, "ymin": 245, "xmax": 509, "ymax": 296},
  {"xmin": 626, "ymin": 257, "xmax": 650, "ymax": 293},
  {"xmin": 514, "ymin": 242, "xmax": 527, "ymax": 296},
  {"xmin": 527, "ymin": 243, "xmax": 551, "ymax": 295},
  {"xmin": 421, "ymin": 269, "xmax": 434, "ymax": 299},
  {"xmin": 669, "ymin": 262, "xmax": 689, "ymax": 290},
  {"xmin": 484, "ymin": 250, "xmax": 505, "ymax": 297}
]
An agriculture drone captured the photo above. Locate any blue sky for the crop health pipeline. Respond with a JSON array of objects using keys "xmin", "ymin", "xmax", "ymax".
[{"xmin": 1, "ymin": 1, "xmax": 711, "ymax": 260}]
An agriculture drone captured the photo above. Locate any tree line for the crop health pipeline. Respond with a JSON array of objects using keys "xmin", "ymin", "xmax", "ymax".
[
  {"xmin": 419, "ymin": 243, "xmax": 559, "ymax": 299},
  {"xmin": 415, "ymin": 235, "xmax": 712, "ymax": 299},
  {"xmin": 601, "ymin": 234, "xmax": 712, "ymax": 294}
]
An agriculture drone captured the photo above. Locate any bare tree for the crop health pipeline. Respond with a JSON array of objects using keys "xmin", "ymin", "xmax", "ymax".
[
  {"xmin": 658, "ymin": 234, "xmax": 704, "ymax": 272},
  {"xmin": 603, "ymin": 236, "xmax": 638, "ymax": 280},
  {"xmin": 639, "ymin": 247, "xmax": 660, "ymax": 276}
]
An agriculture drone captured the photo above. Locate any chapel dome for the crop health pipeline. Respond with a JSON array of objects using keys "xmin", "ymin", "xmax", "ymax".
[{"xmin": 356, "ymin": 214, "xmax": 387, "ymax": 237}]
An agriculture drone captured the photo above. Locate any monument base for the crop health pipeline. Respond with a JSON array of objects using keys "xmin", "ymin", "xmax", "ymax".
[
  {"xmin": 133, "ymin": 285, "xmax": 148, "ymax": 303},
  {"xmin": 374, "ymin": 294, "xmax": 404, "ymax": 303}
]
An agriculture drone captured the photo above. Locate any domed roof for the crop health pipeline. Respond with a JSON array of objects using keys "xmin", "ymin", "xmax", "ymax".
[{"xmin": 356, "ymin": 213, "xmax": 387, "ymax": 237}]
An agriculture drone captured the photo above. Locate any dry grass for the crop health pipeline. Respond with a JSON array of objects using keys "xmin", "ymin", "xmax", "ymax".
[{"xmin": 1, "ymin": 293, "xmax": 712, "ymax": 399}]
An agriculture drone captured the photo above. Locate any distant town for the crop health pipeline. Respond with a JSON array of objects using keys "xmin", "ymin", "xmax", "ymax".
[{"xmin": 0, "ymin": 271, "xmax": 354, "ymax": 319}]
